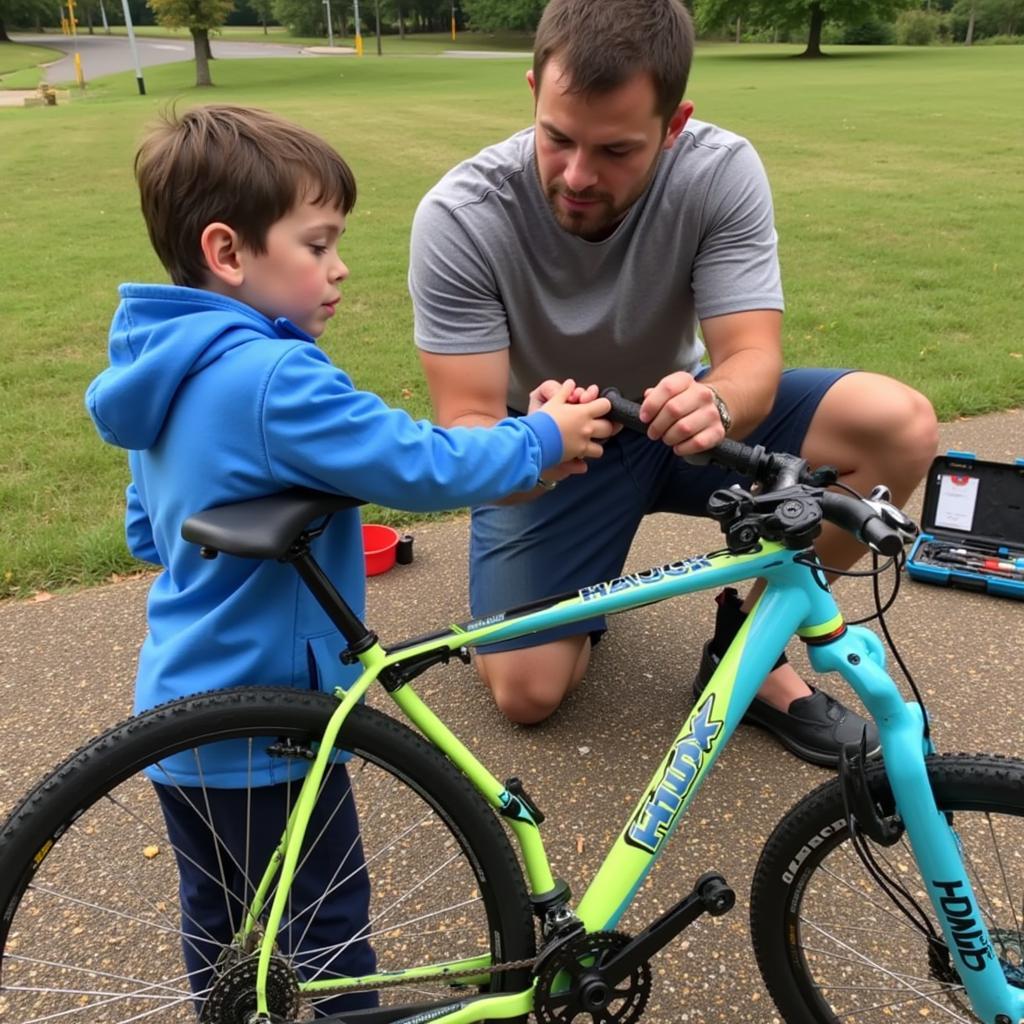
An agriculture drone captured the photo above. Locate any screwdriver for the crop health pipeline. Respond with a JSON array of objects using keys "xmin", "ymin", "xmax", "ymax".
[
  {"xmin": 932, "ymin": 548, "xmax": 1024, "ymax": 571},
  {"xmin": 932, "ymin": 551, "xmax": 1024, "ymax": 578}
]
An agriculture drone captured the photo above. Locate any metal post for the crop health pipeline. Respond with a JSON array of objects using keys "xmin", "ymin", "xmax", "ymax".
[
  {"xmin": 323, "ymin": 0, "xmax": 333, "ymax": 47},
  {"xmin": 67, "ymin": 0, "xmax": 86, "ymax": 88},
  {"xmin": 99, "ymin": 0, "xmax": 109, "ymax": 33},
  {"xmin": 120, "ymin": 0, "xmax": 146, "ymax": 94},
  {"xmin": 353, "ymin": 0, "xmax": 362, "ymax": 55}
]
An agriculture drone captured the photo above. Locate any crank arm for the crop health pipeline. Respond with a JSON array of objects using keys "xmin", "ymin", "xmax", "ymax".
[{"xmin": 601, "ymin": 872, "xmax": 734, "ymax": 986}]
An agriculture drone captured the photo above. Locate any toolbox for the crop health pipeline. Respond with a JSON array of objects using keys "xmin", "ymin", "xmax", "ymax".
[{"xmin": 907, "ymin": 450, "xmax": 1024, "ymax": 600}]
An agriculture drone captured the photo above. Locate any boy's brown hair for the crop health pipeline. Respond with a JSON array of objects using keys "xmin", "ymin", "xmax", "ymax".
[
  {"xmin": 135, "ymin": 105, "xmax": 357, "ymax": 288},
  {"xmin": 533, "ymin": 0, "xmax": 695, "ymax": 126}
]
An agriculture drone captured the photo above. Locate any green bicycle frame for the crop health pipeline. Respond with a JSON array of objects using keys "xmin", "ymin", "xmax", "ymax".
[{"xmin": 248, "ymin": 540, "xmax": 1024, "ymax": 1024}]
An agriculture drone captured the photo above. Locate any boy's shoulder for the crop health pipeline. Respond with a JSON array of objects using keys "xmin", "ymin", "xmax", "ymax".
[{"xmin": 89, "ymin": 284, "xmax": 326, "ymax": 452}]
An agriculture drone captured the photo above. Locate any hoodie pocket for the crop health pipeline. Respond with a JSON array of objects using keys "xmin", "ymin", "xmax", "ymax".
[{"xmin": 305, "ymin": 631, "xmax": 360, "ymax": 694}]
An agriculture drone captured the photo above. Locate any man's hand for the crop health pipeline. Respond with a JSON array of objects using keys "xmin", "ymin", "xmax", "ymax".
[{"xmin": 639, "ymin": 371, "xmax": 725, "ymax": 456}]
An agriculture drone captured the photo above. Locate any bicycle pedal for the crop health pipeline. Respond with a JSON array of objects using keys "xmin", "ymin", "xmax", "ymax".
[{"xmin": 696, "ymin": 872, "xmax": 735, "ymax": 917}]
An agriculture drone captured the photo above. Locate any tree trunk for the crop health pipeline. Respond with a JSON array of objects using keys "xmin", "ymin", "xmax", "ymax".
[
  {"xmin": 191, "ymin": 28, "xmax": 213, "ymax": 85},
  {"xmin": 374, "ymin": 0, "xmax": 381, "ymax": 54},
  {"xmin": 735, "ymin": 16, "xmax": 741, "ymax": 43},
  {"xmin": 799, "ymin": 2, "xmax": 825, "ymax": 57},
  {"xmin": 87, "ymin": 7, "xmax": 94, "ymax": 33},
  {"xmin": 398, "ymin": 4, "xmax": 404, "ymax": 38},
  {"xmin": 0, "ymin": 17, "xmax": 10, "ymax": 41},
  {"xmin": 965, "ymin": 3, "xmax": 976, "ymax": 44}
]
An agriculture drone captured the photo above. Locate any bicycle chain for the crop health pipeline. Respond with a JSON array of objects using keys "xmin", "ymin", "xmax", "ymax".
[{"xmin": 327, "ymin": 955, "xmax": 539, "ymax": 994}]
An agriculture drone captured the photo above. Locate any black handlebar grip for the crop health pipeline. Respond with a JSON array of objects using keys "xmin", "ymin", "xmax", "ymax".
[
  {"xmin": 822, "ymin": 493, "xmax": 903, "ymax": 556},
  {"xmin": 600, "ymin": 388, "xmax": 647, "ymax": 434},
  {"xmin": 860, "ymin": 516, "xmax": 904, "ymax": 557},
  {"xmin": 684, "ymin": 438, "xmax": 764, "ymax": 475}
]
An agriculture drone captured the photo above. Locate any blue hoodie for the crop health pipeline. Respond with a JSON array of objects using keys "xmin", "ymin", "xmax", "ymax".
[{"xmin": 86, "ymin": 285, "xmax": 562, "ymax": 786}]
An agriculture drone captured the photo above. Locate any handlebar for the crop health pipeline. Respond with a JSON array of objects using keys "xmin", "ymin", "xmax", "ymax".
[{"xmin": 600, "ymin": 387, "xmax": 910, "ymax": 557}]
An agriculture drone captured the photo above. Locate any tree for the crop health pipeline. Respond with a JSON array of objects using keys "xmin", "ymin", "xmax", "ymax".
[
  {"xmin": 462, "ymin": 0, "xmax": 544, "ymax": 31},
  {"xmin": 147, "ymin": 0, "xmax": 233, "ymax": 85},
  {"xmin": 695, "ymin": 0, "xmax": 914, "ymax": 56},
  {"xmin": 248, "ymin": 0, "xmax": 273, "ymax": 31},
  {"xmin": 271, "ymin": 0, "xmax": 321, "ymax": 36},
  {"xmin": 952, "ymin": 0, "xmax": 1024, "ymax": 38},
  {"xmin": 0, "ymin": 0, "xmax": 53, "ymax": 41}
]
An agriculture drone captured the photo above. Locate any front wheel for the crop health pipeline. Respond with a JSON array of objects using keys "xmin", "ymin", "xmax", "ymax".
[
  {"xmin": 750, "ymin": 753, "xmax": 1024, "ymax": 1024},
  {"xmin": 0, "ymin": 687, "xmax": 535, "ymax": 1023}
]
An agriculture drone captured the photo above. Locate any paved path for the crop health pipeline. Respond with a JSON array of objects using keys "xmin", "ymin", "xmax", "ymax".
[
  {"xmin": 10, "ymin": 32, "xmax": 311, "ymax": 82},
  {"xmin": 1, "ymin": 409, "xmax": 1022, "ymax": 1022}
]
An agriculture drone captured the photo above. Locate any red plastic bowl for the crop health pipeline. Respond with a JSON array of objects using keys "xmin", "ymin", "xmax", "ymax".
[{"xmin": 362, "ymin": 524, "xmax": 400, "ymax": 576}]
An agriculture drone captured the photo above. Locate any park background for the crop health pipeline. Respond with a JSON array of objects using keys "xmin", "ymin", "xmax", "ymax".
[{"xmin": 1, "ymin": 0, "xmax": 1022, "ymax": 599}]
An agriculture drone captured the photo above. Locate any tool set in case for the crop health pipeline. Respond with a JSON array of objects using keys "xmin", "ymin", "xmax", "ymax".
[{"xmin": 907, "ymin": 450, "xmax": 1024, "ymax": 600}]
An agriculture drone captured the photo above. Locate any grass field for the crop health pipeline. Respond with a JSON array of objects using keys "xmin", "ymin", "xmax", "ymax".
[
  {"xmin": 0, "ymin": 39, "xmax": 64, "ymax": 88},
  {"xmin": 1, "ymin": 44, "xmax": 1022, "ymax": 597}
]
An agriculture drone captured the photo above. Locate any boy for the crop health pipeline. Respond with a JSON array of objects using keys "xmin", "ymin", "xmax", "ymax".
[{"xmin": 85, "ymin": 104, "xmax": 613, "ymax": 1017}]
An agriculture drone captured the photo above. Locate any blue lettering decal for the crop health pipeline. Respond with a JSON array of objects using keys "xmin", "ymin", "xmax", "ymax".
[
  {"xmin": 579, "ymin": 558, "xmax": 713, "ymax": 603},
  {"xmin": 626, "ymin": 696, "xmax": 723, "ymax": 854}
]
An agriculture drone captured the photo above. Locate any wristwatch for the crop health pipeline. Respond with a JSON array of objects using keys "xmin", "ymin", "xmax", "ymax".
[{"xmin": 704, "ymin": 383, "xmax": 733, "ymax": 433}]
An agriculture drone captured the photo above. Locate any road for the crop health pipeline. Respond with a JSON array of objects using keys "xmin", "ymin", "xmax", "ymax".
[{"xmin": 11, "ymin": 32, "xmax": 313, "ymax": 82}]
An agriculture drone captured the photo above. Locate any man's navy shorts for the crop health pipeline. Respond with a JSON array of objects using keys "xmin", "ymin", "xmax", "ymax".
[{"xmin": 469, "ymin": 367, "xmax": 852, "ymax": 652}]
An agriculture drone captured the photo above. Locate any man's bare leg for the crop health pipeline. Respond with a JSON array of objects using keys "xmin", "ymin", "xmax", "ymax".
[{"xmin": 476, "ymin": 636, "xmax": 591, "ymax": 725}]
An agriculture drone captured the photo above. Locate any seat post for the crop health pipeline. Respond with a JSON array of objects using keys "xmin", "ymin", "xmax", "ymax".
[{"xmin": 286, "ymin": 545, "xmax": 377, "ymax": 653}]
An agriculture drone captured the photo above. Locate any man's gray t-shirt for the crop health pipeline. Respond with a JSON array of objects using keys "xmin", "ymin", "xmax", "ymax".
[{"xmin": 410, "ymin": 120, "xmax": 783, "ymax": 413}]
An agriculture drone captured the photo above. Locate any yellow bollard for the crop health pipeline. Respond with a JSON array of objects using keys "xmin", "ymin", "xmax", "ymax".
[{"xmin": 355, "ymin": 32, "xmax": 363, "ymax": 56}]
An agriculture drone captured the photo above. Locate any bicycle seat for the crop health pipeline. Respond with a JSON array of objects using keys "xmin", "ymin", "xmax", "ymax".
[{"xmin": 182, "ymin": 488, "xmax": 364, "ymax": 560}]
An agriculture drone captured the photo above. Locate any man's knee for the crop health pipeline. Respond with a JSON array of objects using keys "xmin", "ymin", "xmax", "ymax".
[
  {"xmin": 812, "ymin": 373, "xmax": 938, "ymax": 488},
  {"xmin": 869, "ymin": 379, "xmax": 938, "ymax": 481},
  {"xmin": 476, "ymin": 639, "xmax": 589, "ymax": 725}
]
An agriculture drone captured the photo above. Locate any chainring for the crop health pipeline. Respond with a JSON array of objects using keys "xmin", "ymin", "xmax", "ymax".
[
  {"xmin": 199, "ymin": 952, "xmax": 301, "ymax": 1024},
  {"xmin": 534, "ymin": 929, "xmax": 651, "ymax": 1024}
]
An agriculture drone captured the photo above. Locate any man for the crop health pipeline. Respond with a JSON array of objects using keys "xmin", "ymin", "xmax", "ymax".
[{"xmin": 410, "ymin": 0, "xmax": 938, "ymax": 767}]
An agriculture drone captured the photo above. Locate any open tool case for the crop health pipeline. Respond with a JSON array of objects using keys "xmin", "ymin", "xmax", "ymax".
[{"xmin": 907, "ymin": 450, "xmax": 1024, "ymax": 600}]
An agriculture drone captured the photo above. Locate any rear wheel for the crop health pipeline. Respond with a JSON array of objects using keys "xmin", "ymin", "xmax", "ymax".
[
  {"xmin": 751, "ymin": 754, "xmax": 1024, "ymax": 1023},
  {"xmin": 0, "ymin": 687, "xmax": 535, "ymax": 1023}
]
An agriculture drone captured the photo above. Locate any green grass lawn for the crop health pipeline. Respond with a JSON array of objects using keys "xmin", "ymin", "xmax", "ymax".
[
  {"xmin": 0, "ymin": 39, "xmax": 64, "ymax": 88},
  {"xmin": 0, "ymin": 44, "xmax": 1022, "ymax": 597}
]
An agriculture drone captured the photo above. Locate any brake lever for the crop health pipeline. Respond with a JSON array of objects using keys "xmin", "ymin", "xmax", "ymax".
[{"xmin": 862, "ymin": 485, "xmax": 919, "ymax": 546}]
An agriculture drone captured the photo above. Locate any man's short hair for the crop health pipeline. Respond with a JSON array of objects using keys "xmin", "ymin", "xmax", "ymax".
[
  {"xmin": 135, "ymin": 105, "xmax": 357, "ymax": 288},
  {"xmin": 533, "ymin": 0, "xmax": 695, "ymax": 125}
]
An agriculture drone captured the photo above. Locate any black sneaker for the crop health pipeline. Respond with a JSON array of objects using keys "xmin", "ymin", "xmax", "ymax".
[{"xmin": 693, "ymin": 640, "xmax": 881, "ymax": 769}]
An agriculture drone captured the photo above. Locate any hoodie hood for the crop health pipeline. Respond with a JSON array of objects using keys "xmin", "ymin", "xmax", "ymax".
[{"xmin": 86, "ymin": 284, "xmax": 313, "ymax": 450}]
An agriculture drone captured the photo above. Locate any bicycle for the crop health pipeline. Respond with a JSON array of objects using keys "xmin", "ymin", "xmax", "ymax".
[{"xmin": 2, "ymin": 391, "xmax": 1023, "ymax": 1024}]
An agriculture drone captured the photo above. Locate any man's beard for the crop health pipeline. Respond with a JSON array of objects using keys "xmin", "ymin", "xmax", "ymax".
[
  {"xmin": 546, "ymin": 186, "xmax": 626, "ymax": 242},
  {"xmin": 544, "ymin": 154, "xmax": 661, "ymax": 242}
]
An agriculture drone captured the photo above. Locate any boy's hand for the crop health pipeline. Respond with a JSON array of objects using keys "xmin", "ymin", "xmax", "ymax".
[
  {"xmin": 537, "ymin": 380, "xmax": 615, "ymax": 468},
  {"xmin": 528, "ymin": 378, "xmax": 596, "ymax": 412}
]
